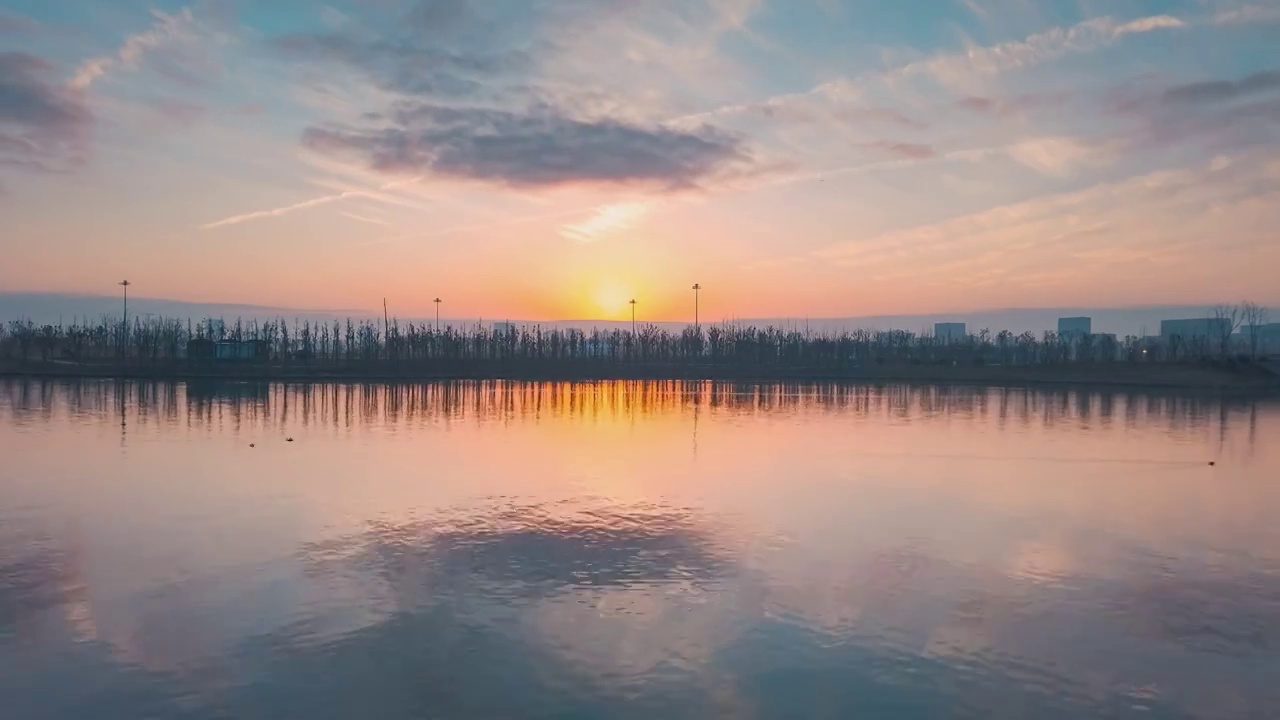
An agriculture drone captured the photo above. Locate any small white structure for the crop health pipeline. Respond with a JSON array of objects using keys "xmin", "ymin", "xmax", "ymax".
[{"xmin": 1057, "ymin": 316, "xmax": 1091, "ymax": 337}]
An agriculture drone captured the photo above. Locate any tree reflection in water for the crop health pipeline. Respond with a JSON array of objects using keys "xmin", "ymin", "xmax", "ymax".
[{"xmin": 4, "ymin": 380, "xmax": 1280, "ymax": 719}]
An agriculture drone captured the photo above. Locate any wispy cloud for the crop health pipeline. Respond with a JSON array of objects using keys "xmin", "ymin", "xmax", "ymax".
[
  {"xmin": 150, "ymin": 99, "xmax": 206, "ymax": 127},
  {"xmin": 1006, "ymin": 136, "xmax": 1110, "ymax": 177},
  {"xmin": 339, "ymin": 211, "xmax": 391, "ymax": 226},
  {"xmin": 11, "ymin": 0, "xmax": 1280, "ymax": 314},
  {"xmin": 1213, "ymin": 4, "xmax": 1280, "ymax": 26},
  {"xmin": 357, "ymin": 206, "xmax": 592, "ymax": 249},
  {"xmin": 280, "ymin": 0, "xmax": 769, "ymax": 194},
  {"xmin": 560, "ymin": 202, "xmax": 651, "ymax": 243},
  {"xmin": 1101, "ymin": 67, "xmax": 1280, "ymax": 155},
  {"xmin": 71, "ymin": 8, "xmax": 197, "ymax": 90},
  {"xmin": 866, "ymin": 141, "xmax": 936, "ymax": 160},
  {"xmin": 956, "ymin": 92, "xmax": 1067, "ymax": 118},
  {"xmin": 889, "ymin": 15, "xmax": 1184, "ymax": 87},
  {"xmin": 1162, "ymin": 70, "xmax": 1280, "ymax": 106},
  {"xmin": 0, "ymin": 52, "xmax": 93, "ymax": 172},
  {"xmin": 807, "ymin": 152, "xmax": 1280, "ymax": 295},
  {"xmin": 685, "ymin": 13, "xmax": 1186, "ymax": 127}
]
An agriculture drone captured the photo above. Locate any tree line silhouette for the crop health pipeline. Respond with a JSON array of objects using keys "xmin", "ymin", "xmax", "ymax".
[{"xmin": 2, "ymin": 313, "xmax": 1265, "ymax": 378}]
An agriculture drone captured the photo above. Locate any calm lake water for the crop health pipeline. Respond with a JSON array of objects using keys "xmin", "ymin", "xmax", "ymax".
[{"xmin": 1, "ymin": 379, "xmax": 1278, "ymax": 719}]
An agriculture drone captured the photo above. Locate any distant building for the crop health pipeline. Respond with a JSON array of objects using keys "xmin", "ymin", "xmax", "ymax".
[
  {"xmin": 1057, "ymin": 316, "xmax": 1091, "ymax": 337},
  {"xmin": 492, "ymin": 322, "xmax": 516, "ymax": 333},
  {"xmin": 1090, "ymin": 333, "xmax": 1122, "ymax": 360},
  {"xmin": 186, "ymin": 338, "xmax": 215, "ymax": 360},
  {"xmin": 874, "ymin": 330, "xmax": 915, "ymax": 344},
  {"xmin": 1160, "ymin": 318, "xmax": 1231, "ymax": 341},
  {"xmin": 214, "ymin": 339, "xmax": 269, "ymax": 362},
  {"xmin": 1240, "ymin": 323, "xmax": 1280, "ymax": 354},
  {"xmin": 186, "ymin": 338, "xmax": 268, "ymax": 362},
  {"xmin": 934, "ymin": 322, "xmax": 966, "ymax": 342}
]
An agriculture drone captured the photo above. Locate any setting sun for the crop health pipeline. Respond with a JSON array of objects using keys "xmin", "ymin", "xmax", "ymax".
[{"xmin": 593, "ymin": 280, "xmax": 632, "ymax": 319}]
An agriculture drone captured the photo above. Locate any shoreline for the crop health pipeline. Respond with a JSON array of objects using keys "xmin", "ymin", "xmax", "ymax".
[{"xmin": 3, "ymin": 361, "xmax": 1277, "ymax": 395}]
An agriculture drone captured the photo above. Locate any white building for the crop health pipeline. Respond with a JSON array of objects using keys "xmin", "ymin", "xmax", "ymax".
[
  {"xmin": 934, "ymin": 322, "xmax": 966, "ymax": 342},
  {"xmin": 1057, "ymin": 316, "xmax": 1091, "ymax": 337}
]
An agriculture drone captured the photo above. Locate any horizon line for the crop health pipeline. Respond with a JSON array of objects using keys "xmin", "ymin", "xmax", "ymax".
[{"xmin": 1, "ymin": 290, "xmax": 1270, "ymax": 325}]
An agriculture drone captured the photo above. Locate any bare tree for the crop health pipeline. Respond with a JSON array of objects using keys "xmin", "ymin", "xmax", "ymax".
[
  {"xmin": 1241, "ymin": 301, "xmax": 1269, "ymax": 359},
  {"xmin": 1212, "ymin": 303, "xmax": 1242, "ymax": 358}
]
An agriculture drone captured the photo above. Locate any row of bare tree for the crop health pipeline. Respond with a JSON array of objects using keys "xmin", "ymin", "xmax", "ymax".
[
  {"xmin": 1214, "ymin": 302, "xmax": 1272, "ymax": 358},
  {"xmin": 0, "ymin": 305, "xmax": 1270, "ymax": 370}
]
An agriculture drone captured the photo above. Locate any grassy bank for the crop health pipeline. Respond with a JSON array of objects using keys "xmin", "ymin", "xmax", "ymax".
[{"xmin": 4, "ymin": 359, "xmax": 1276, "ymax": 394}]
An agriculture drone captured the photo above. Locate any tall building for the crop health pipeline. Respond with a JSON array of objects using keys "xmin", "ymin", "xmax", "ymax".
[
  {"xmin": 1057, "ymin": 316, "xmax": 1091, "ymax": 336},
  {"xmin": 934, "ymin": 322, "xmax": 966, "ymax": 342},
  {"xmin": 1160, "ymin": 318, "xmax": 1230, "ymax": 340}
]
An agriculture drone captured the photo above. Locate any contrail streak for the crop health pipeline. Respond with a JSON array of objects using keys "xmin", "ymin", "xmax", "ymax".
[
  {"xmin": 199, "ymin": 191, "xmax": 369, "ymax": 230},
  {"xmin": 199, "ymin": 176, "xmax": 425, "ymax": 230}
]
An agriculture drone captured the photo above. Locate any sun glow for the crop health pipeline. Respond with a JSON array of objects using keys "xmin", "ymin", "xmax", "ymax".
[{"xmin": 593, "ymin": 280, "xmax": 632, "ymax": 319}]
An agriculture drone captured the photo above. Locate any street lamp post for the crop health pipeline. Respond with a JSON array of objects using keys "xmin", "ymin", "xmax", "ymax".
[
  {"xmin": 118, "ymin": 280, "xmax": 130, "ymax": 358},
  {"xmin": 629, "ymin": 299, "xmax": 637, "ymax": 336},
  {"xmin": 691, "ymin": 283, "xmax": 701, "ymax": 329},
  {"xmin": 434, "ymin": 297, "xmax": 441, "ymax": 332}
]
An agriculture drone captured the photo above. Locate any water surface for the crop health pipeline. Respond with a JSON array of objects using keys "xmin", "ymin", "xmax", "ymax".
[{"xmin": 2, "ymin": 380, "xmax": 1279, "ymax": 719}]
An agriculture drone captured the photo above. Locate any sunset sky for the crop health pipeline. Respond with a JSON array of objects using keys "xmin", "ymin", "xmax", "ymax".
[{"xmin": 2, "ymin": 0, "xmax": 1278, "ymax": 322}]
